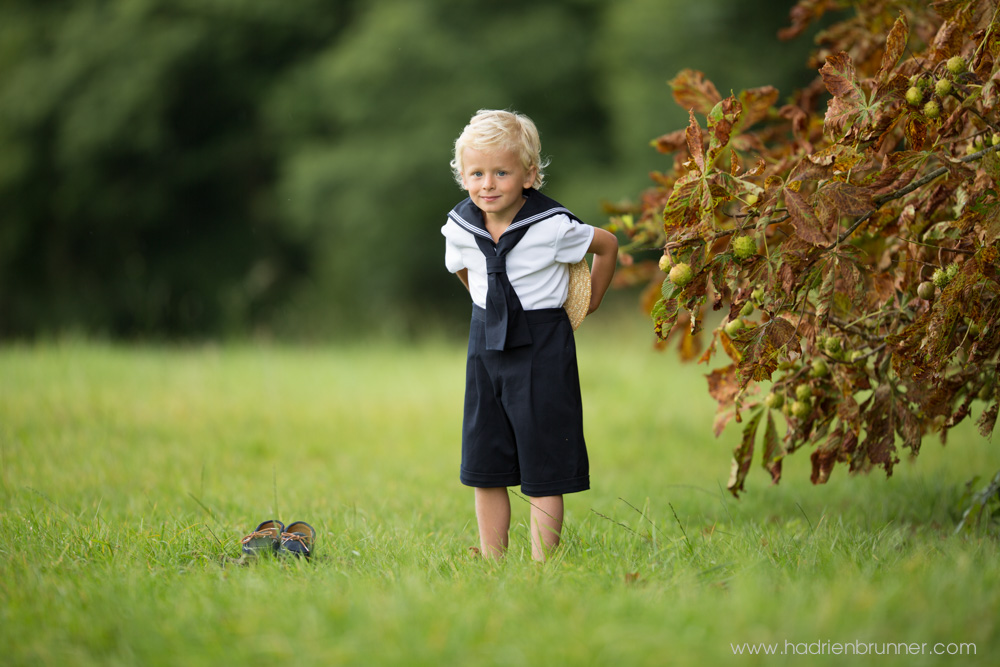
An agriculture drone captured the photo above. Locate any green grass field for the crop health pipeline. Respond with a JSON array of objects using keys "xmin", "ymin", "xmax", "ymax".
[{"xmin": 1, "ymin": 311, "xmax": 997, "ymax": 666}]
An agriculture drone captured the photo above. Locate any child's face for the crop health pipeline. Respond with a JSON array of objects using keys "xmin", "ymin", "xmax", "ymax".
[{"xmin": 460, "ymin": 147, "xmax": 537, "ymax": 225}]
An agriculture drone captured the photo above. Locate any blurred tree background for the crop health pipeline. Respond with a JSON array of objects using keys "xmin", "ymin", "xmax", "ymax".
[{"xmin": 0, "ymin": 0, "xmax": 821, "ymax": 340}]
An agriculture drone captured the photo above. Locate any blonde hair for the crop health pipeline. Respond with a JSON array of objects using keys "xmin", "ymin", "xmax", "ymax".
[{"xmin": 450, "ymin": 109, "xmax": 548, "ymax": 189}]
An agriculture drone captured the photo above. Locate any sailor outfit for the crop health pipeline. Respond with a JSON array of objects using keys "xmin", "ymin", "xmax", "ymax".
[{"xmin": 442, "ymin": 189, "xmax": 595, "ymax": 497}]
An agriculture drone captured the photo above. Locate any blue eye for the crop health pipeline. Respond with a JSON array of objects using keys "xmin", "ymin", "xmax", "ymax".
[{"xmin": 497, "ymin": 171, "xmax": 507, "ymax": 177}]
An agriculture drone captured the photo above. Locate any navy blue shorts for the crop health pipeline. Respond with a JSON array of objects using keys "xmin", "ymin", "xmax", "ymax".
[{"xmin": 461, "ymin": 305, "xmax": 590, "ymax": 497}]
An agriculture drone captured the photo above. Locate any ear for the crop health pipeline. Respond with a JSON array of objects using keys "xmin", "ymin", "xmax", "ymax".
[{"xmin": 522, "ymin": 165, "xmax": 538, "ymax": 189}]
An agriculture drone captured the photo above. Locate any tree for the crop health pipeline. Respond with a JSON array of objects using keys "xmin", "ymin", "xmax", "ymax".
[
  {"xmin": 0, "ymin": 0, "xmax": 345, "ymax": 337},
  {"xmin": 612, "ymin": 0, "xmax": 1000, "ymax": 496}
]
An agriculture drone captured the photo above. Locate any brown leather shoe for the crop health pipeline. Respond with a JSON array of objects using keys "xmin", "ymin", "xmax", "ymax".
[
  {"xmin": 279, "ymin": 521, "xmax": 315, "ymax": 559},
  {"xmin": 240, "ymin": 519, "xmax": 284, "ymax": 556}
]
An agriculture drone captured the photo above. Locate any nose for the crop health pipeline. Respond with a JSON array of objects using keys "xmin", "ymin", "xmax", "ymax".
[{"xmin": 483, "ymin": 174, "xmax": 495, "ymax": 190}]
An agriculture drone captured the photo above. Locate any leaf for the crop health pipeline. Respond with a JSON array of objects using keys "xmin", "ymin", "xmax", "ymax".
[
  {"xmin": 785, "ymin": 188, "xmax": 832, "ymax": 245},
  {"xmin": 877, "ymin": 13, "xmax": 909, "ymax": 82},
  {"xmin": 737, "ymin": 86, "xmax": 779, "ymax": 131},
  {"xmin": 978, "ymin": 403, "xmax": 998, "ymax": 437},
  {"xmin": 761, "ymin": 410, "xmax": 784, "ymax": 483},
  {"xmin": 662, "ymin": 171, "xmax": 707, "ymax": 229},
  {"xmin": 728, "ymin": 409, "xmax": 764, "ymax": 497},
  {"xmin": 904, "ymin": 117, "xmax": 927, "ymax": 151},
  {"xmin": 653, "ymin": 297, "xmax": 680, "ymax": 342},
  {"xmin": 652, "ymin": 129, "xmax": 687, "ymax": 154},
  {"xmin": 733, "ymin": 317, "xmax": 801, "ymax": 385},
  {"xmin": 857, "ymin": 385, "xmax": 901, "ymax": 476},
  {"xmin": 669, "ymin": 69, "xmax": 722, "ymax": 116},
  {"xmin": 820, "ymin": 182, "xmax": 875, "ymax": 216},
  {"xmin": 706, "ymin": 96, "xmax": 743, "ymax": 163},
  {"xmin": 685, "ymin": 110, "xmax": 706, "ymax": 172},
  {"xmin": 706, "ymin": 365, "xmax": 740, "ymax": 408},
  {"xmin": 820, "ymin": 51, "xmax": 861, "ymax": 101}
]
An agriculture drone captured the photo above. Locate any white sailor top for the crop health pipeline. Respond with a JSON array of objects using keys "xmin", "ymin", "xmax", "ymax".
[{"xmin": 441, "ymin": 189, "xmax": 595, "ymax": 311}]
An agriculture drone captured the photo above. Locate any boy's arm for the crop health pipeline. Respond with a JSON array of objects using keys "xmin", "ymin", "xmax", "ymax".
[
  {"xmin": 456, "ymin": 268, "xmax": 470, "ymax": 292},
  {"xmin": 586, "ymin": 228, "xmax": 618, "ymax": 314}
]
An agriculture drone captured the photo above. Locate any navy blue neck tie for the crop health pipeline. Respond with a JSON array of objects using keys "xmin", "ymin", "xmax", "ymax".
[
  {"xmin": 474, "ymin": 228, "xmax": 532, "ymax": 351},
  {"xmin": 448, "ymin": 189, "xmax": 581, "ymax": 352}
]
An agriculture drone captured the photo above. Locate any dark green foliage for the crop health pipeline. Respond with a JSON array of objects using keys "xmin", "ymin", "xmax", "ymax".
[{"xmin": 0, "ymin": 0, "xmax": 807, "ymax": 338}]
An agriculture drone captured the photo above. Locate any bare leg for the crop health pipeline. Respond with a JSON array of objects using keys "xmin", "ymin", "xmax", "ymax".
[
  {"xmin": 475, "ymin": 487, "xmax": 511, "ymax": 559},
  {"xmin": 530, "ymin": 495, "xmax": 564, "ymax": 562}
]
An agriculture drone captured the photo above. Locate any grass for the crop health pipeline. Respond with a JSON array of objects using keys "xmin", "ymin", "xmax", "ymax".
[{"xmin": 1, "ymin": 309, "xmax": 998, "ymax": 666}]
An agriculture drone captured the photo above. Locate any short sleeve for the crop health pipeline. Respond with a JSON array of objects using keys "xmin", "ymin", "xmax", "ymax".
[
  {"xmin": 553, "ymin": 216, "xmax": 596, "ymax": 264},
  {"xmin": 441, "ymin": 220, "xmax": 466, "ymax": 273}
]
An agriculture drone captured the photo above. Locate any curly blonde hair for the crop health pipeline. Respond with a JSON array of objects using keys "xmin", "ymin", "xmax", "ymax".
[{"xmin": 450, "ymin": 109, "xmax": 549, "ymax": 189}]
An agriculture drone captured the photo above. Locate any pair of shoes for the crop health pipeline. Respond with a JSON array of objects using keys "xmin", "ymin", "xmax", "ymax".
[{"xmin": 240, "ymin": 520, "xmax": 316, "ymax": 559}]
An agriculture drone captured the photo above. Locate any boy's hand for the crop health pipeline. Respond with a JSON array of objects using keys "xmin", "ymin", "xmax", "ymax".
[{"xmin": 586, "ymin": 228, "xmax": 618, "ymax": 314}]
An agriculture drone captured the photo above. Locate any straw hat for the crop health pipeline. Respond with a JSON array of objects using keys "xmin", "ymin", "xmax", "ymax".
[{"xmin": 564, "ymin": 259, "xmax": 592, "ymax": 330}]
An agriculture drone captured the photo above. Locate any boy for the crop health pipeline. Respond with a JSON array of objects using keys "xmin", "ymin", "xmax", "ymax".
[{"xmin": 441, "ymin": 109, "xmax": 618, "ymax": 561}]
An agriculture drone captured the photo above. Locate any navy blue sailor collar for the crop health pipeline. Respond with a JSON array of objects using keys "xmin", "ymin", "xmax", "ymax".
[
  {"xmin": 447, "ymin": 188, "xmax": 582, "ymax": 244},
  {"xmin": 447, "ymin": 188, "xmax": 582, "ymax": 351}
]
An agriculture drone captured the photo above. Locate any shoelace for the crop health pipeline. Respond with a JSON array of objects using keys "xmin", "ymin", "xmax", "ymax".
[
  {"xmin": 241, "ymin": 529, "xmax": 279, "ymax": 545},
  {"xmin": 280, "ymin": 532, "xmax": 311, "ymax": 553}
]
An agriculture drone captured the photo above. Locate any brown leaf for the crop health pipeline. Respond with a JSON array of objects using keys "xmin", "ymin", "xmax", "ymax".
[
  {"xmin": 779, "ymin": 103, "xmax": 810, "ymax": 143},
  {"xmin": 820, "ymin": 51, "xmax": 860, "ymax": 100},
  {"xmin": 825, "ymin": 96, "xmax": 859, "ymax": 137},
  {"xmin": 707, "ymin": 96, "xmax": 742, "ymax": 162},
  {"xmin": 904, "ymin": 117, "xmax": 927, "ymax": 151},
  {"xmin": 978, "ymin": 403, "xmax": 998, "ymax": 437},
  {"xmin": 686, "ymin": 110, "xmax": 706, "ymax": 172},
  {"xmin": 762, "ymin": 410, "xmax": 784, "ymax": 483},
  {"xmin": 931, "ymin": 19, "xmax": 962, "ymax": 59},
  {"xmin": 652, "ymin": 129, "xmax": 687, "ymax": 154},
  {"xmin": 857, "ymin": 385, "xmax": 901, "ymax": 475},
  {"xmin": 669, "ymin": 69, "xmax": 722, "ymax": 116},
  {"xmin": 727, "ymin": 409, "xmax": 763, "ymax": 497},
  {"xmin": 785, "ymin": 188, "xmax": 832, "ymax": 245},
  {"xmin": 877, "ymin": 13, "xmax": 909, "ymax": 81},
  {"xmin": 706, "ymin": 365, "xmax": 740, "ymax": 407},
  {"xmin": 821, "ymin": 182, "xmax": 875, "ymax": 216},
  {"xmin": 779, "ymin": 0, "xmax": 832, "ymax": 41},
  {"xmin": 734, "ymin": 317, "xmax": 801, "ymax": 386},
  {"xmin": 714, "ymin": 408, "xmax": 737, "ymax": 438},
  {"xmin": 739, "ymin": 86, "xmax": 780, "ymax": 130},
  {"xmin": 662, "ymin": 171, "xmax": 706, "ymax": 229}
]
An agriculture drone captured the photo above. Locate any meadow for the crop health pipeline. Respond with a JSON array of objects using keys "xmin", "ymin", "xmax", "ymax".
[{"xmin": 1, "ymin": 309, "xmax": 997, "ymax": 666}]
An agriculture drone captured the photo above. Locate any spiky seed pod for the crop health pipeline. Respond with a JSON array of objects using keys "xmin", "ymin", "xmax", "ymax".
[
  {"xmin": 810, "ymin": 358, "xmax": 829, "ymax": 378},
  {"xmin": 824, "ymin": 337, "xmax": 842, "ymax": 356},
  {"xmin": 668, "ymin": 262, "xmax": 693, "ymax": 287},
  {"xmin": 732, "ymin": 235, "xmax": 756, "ymax": 261},
  {"xmin": 791, "ymin": 400, "xmax": 811, "ymax": 419},
  {"xmin": 724, "ymin": 318, "xmax": 745, "ymax": 337}
]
